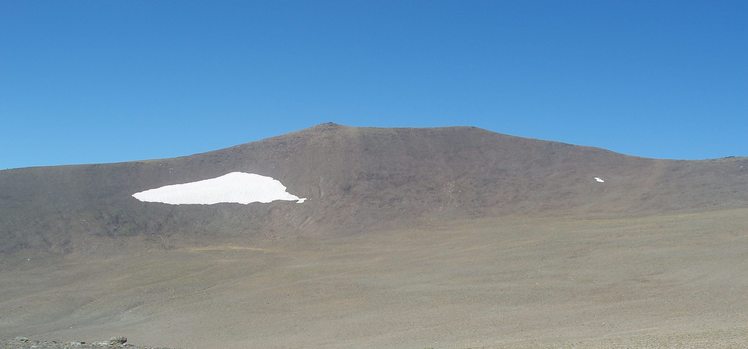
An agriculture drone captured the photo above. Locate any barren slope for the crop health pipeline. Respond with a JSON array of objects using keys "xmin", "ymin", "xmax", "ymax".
[
  {"xmin": 1, "ymin": 123, "xmax": 747, "ymax": 254},
  {"xmin": 1, "ymin": 209, "xmax": 748, "ymax": 348}
]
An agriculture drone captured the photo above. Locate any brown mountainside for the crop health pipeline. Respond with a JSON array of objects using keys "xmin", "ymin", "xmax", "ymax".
[{"xmin": 1, "ymin": 123, "xmax": 747, "ymax": 253}]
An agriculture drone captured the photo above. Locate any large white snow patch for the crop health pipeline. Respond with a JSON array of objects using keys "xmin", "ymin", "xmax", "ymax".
[{"xmin": 132, "ymin": 172, "xmax": 307, "ymax": 205}]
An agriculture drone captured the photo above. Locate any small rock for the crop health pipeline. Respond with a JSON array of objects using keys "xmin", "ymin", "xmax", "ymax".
[
  {"xmin": 14, "ymin": 336, "xmax": 30, "ymax": 342},
  {"xmin": 110, "ymin": 336, "xmax": 128, "ymax": 345}
]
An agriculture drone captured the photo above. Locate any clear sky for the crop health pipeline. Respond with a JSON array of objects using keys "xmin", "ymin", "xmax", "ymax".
[{"xmin": 1, "ymin": 1, "xmax": 746, "ymax": 169}]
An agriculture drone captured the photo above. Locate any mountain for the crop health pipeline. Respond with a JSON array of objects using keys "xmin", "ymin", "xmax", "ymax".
[
  {"xmin": 3, "ymin": 123, "xmax": 748, "ymax": 348},
  {"xmin": 1, "ymin": 123, "xmax": 747, "ymax": 254}
]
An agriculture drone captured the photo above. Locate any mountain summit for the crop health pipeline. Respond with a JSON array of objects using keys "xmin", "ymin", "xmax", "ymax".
[{"xmin": 1, "ymin": 124, "xmax": 747, "ymax": 253}]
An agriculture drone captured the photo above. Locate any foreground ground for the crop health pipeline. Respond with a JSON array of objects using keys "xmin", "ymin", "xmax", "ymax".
[
  {"xmin": 1, "ymin": 336, "xmax": 171, "ymax": 349},
  {"xmin": 2, "ymin": 209, "xmax": 748, "ymax": 348}
]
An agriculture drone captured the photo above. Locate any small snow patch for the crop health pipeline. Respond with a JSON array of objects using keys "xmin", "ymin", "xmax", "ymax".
[
  {"xmin": 132, "ymin": 172, "xmax": 306, "ymax": 205},
  {"xmin": 594, "ymin": 177, "xmax": 605, "ymax": 183}
]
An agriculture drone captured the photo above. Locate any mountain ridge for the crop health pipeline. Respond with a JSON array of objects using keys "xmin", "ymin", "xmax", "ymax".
[{"xmin": 8, "ymin": 123, "xmax": 743, "ymax": 172}]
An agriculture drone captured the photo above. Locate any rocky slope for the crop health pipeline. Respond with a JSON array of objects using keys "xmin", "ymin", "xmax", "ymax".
[{"xmin": 2, "ymin": 337, "xmax": 170, "ymax": 349}]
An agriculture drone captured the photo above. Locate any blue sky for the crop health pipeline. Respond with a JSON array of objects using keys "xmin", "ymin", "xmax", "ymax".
[{"xmin": 1, "ymin": 0, "xmax": 746, "ymax": 169}]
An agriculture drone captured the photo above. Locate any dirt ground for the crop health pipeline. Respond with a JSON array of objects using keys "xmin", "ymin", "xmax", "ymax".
[{"xmin": 2, "ymin": 208, "xmax": 748, "ymax": 348}]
